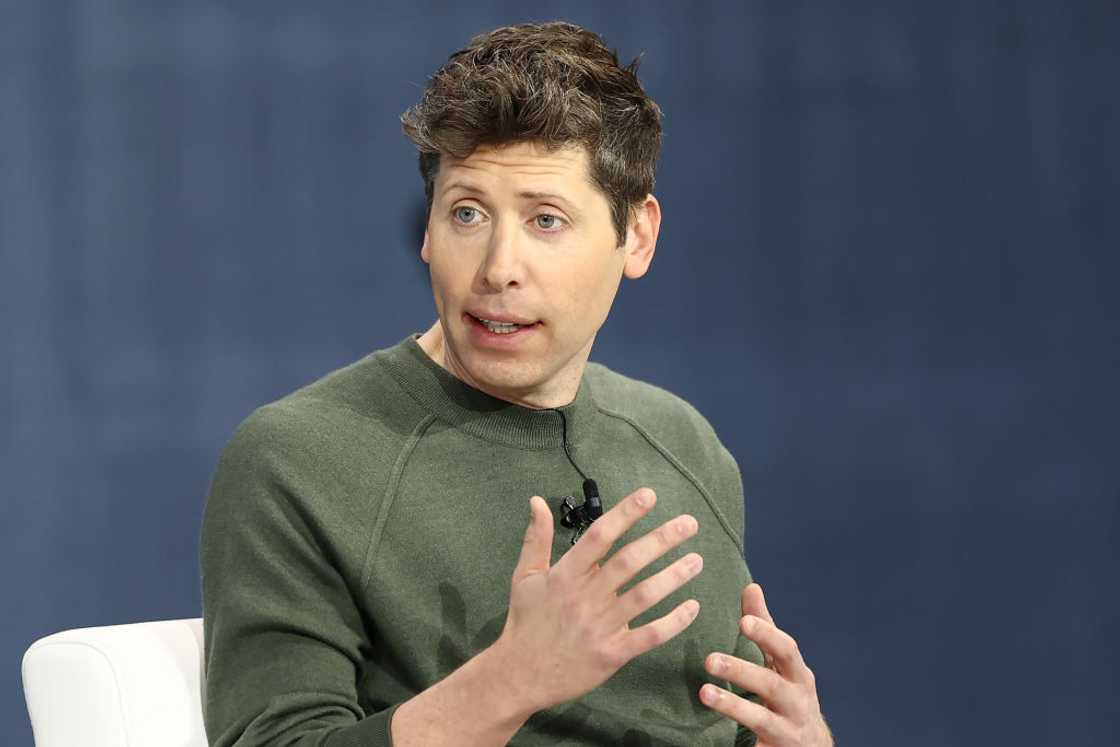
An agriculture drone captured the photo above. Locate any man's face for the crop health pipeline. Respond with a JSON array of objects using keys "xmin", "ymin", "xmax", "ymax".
[{"xmin": 420, "ymin": 140, "xmax": 656, "ymax": 406}]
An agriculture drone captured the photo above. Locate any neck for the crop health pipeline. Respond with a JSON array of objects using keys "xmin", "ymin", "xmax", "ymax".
[{"xmin": 415, "ymin": 319, "xmax": 587, "ymax": 410}]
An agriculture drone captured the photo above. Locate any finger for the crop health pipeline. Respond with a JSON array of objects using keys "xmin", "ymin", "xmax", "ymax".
[
  {"xmin": 704, "ymin": 652, "xmax": 798, "ymax": 716},
  {"xmin": 740, "ymin": 584, "xmax": 778, "ymax": 671},
  {"xmin": 741, "ymin": 582, "xmax": 775, "ymax": 626},
  {"xmin": 609, "ymin": 551, "xmax": 703, "ymax": 628},
  {"xmin": 616, "ymin": 598, "xmax": 700, "ymax": 662},
  {"xmin": 592, "ymin": 513, "xmax": 699, "ymax": 596},
  {"xmin": 511, "ymin": 496, "xmax": 553, "ymax": 584},
  {"xmin": 740, "ymin": 615, "xmax": 814, "ymax": 686},
  {"xmin": 557, "ymin": 487, "xmax": 657, "ymax": 578},
  {"xmin": 698, "ymin": 684, "xmax": 793, "ymax": 744}
]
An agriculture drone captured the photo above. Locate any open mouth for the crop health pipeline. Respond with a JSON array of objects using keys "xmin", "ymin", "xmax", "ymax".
[{"xmin": 465, "ymin": 313, "xmax": 541, "ymax": 336}]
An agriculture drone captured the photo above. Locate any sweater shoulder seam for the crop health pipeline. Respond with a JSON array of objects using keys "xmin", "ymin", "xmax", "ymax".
[
  {"xmin": 596, "ymin": 405, "xmax": 743, "ymax": 554},
  {"xmin": 359, "ymin": 413, "xmax": 440, "ymax": 593}
]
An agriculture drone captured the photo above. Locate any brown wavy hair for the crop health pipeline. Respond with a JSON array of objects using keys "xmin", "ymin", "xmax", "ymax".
[{"xmin": 400, "ymin": 21, "xmax": 663, "ymax": 247}]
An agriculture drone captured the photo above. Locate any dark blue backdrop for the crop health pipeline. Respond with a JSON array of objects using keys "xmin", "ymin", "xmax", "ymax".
[{"xmin": 4, "ymin": 2, "xmax": 1117, "ymax": 745}]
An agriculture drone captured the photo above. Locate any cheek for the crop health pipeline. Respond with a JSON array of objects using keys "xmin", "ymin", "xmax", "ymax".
[
  {"xmin": 558, "ymin": 260, "xmax": 621, "ymax": 321},
  {"xmin": 427, "ymin": 244, "xmax": 473, "ymax": 292}
]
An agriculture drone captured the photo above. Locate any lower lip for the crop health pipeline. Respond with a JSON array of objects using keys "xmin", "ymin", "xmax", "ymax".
[{"xmin": 464, "ymin": 314, "xmax": 541, "ymax": 348}]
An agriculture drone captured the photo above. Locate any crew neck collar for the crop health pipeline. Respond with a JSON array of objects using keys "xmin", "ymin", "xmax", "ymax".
[{"xmin": 377, "ymin": 333, "xmax": 597, "ymax": 450}]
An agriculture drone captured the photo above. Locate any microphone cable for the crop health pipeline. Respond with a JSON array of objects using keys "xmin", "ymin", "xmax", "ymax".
[{"xmin": 551, "ymin": 408, "xmax": 602, "ymax": 544}]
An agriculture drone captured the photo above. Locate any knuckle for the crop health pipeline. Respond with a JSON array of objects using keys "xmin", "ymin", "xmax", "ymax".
[
  {"xmin": 678, "ymin": 555, "xmax": 699, "ymax": 580},
  {"xmin": 614, "ymin": 547, "xmax": 642, "ymax": 576},
  {"xmin": 634, "ymin": 581, "xmax": 659, "ymax": 607},
  {"xmin": 628, "ymin": 620, "xmax": 663, "ymax": 651},
  {"xmin": 583, "ymin": 521, "xmax": 609, "ymax": 546},
  {"xmin": 761, "ymin": 668, "xmax": 782, "ymax": 699},
  {"xmin": 657, "ymin": 523, "xmax": 677, "ymax": 547},
  {"xmin": 642, "ymin": 624, "xmax": 668, "ymax": 650},
  {"xmin": 680, "ymin": 603, "xmax": 698, "ymax": 624},
  {"xmin": 598, "ymin": 643, "xmax": 627, "ymax": 670},
  {"xmin": 755, "ymin": 708, "xmax": 776, "ymax": 735}
]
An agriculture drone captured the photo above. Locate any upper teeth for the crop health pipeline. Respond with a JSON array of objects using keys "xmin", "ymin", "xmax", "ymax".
[{"xmin": 479, "ymin": 317, "xmax": 523, "ymax": 333}]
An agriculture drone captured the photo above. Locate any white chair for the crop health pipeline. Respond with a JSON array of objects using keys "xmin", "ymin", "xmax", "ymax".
[{"xmin": 21, "ymin": 618, "xmax": 208, "ymax": 747}]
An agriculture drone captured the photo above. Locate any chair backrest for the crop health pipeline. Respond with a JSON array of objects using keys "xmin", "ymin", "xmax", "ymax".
[{"xmin": 21, "ymin": 618, "xmax": 207, "ymax": 747}]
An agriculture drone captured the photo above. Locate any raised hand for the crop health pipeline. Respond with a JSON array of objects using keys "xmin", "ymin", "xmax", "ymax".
[
  {"xmin": 492, "ymin": 487, "xmax": 704, "ymax": 713},
  {"xmin": 699, "ymin": 583, "xmax": 833, "ymax": 747}
]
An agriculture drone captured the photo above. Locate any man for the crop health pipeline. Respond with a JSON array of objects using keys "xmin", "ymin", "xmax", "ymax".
[{"xmin": 200, "ymin": 21, "xmax": 832, "ymax": 747}]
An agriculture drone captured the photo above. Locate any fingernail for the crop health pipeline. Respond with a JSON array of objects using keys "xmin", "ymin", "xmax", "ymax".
[
  {"xmin": 709, "ymin": 654, "xmax": 726, "ymax": 673},
  {"xmin": 636, "ymin": 490, "xmax": 652, "ymax": 507},
  {"xmin": 701, "ymin": 685, "xmax": 722, "ymax": 704}
]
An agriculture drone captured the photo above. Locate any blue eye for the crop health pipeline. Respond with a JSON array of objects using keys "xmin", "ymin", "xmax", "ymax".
[
  {"xmin": 453, "ymin": 206, "xmax": 480, "ymax": 224},
  {"xmin": 535, "ymin": 214, "xmax": 564, "ymax": 231}
]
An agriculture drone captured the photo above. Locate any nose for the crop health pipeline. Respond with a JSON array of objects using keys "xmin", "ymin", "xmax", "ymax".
[{"xmin": 476, "ymin": 217, "xmax": 524, "ymax": 291}]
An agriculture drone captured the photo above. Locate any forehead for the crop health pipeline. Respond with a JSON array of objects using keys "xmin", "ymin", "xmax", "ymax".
[{"xmin": 436, "ymin": 141, "xmax": 595, "ymax": 193}]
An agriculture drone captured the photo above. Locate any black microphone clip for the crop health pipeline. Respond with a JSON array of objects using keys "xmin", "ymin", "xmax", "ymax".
[{"xmin": 559, "ymin": 478, "xmax": 602, "ymax": 545}]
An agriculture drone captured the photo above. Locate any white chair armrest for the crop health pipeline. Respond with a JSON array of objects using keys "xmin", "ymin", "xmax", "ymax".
[{"xmin": 21, "ymin": 618, "xmax": 207, "ymax": 747}]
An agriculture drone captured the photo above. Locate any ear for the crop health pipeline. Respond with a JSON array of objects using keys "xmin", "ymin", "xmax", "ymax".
[
  {"xmin": 420, "ymin": 228, "xmax": 431, "ymax": 264},
  {"xmin": 622, "ymin": 194, "xmax": 660, "ymax": 280}
]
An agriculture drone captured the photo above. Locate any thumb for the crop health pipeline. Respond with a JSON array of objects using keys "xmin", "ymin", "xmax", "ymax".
[{"xmin": 512, "ymin": 495, "xmax": 553, "ymax": 584}]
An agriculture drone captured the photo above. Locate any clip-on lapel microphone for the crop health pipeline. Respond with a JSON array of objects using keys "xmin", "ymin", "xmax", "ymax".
[
  {"xmin": 559, "ymin": 478, "xmax": 602, "ymax": 545},
  {"xmin": 550, "ymin": 407, "xmax": 602, "ymax": 545}
]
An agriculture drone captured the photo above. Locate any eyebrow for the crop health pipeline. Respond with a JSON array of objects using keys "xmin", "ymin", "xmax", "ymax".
[{"xmin": 442, "ymin": 181, "xmax": 578, "ymax": 211}]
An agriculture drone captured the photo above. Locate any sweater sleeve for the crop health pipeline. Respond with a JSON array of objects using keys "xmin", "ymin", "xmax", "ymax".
[{"xmin": 199, "ymin": 405, "xmax": 400, "ymax": 747}]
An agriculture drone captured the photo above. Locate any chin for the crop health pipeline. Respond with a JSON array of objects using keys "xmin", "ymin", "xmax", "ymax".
[{"xmin": 464, "ymin": 356, "xmax": 547, "ymax": 395}]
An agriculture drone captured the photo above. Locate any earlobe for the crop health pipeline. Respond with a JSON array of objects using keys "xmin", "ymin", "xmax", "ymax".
[{"xmin": 622, "ymin": 194, "xmax": 660, "ymax": 280}]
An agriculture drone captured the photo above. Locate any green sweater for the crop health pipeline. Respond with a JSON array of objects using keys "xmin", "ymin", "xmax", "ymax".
[{"xmin": 200, "ymin": 334, "xmax": 763, "ymax": 746}]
